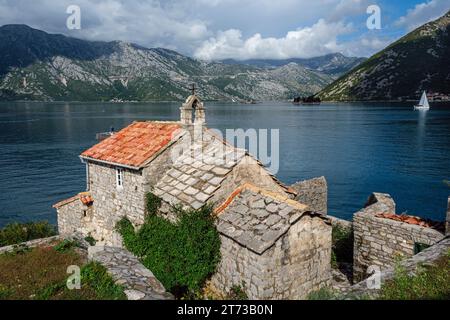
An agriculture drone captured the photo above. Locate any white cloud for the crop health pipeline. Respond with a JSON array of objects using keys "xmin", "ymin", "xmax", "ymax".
[
  {"xmin": 395, "ymin": 0, "xmax": 449, "ymax": 30},
  {"xmin": 343, "ymin": 35, "xmax": 392, "ymax": 57},
  {"xmin": 194, "ymin": 19, "xmax": 353, "ymax": 60},
  {"xmin": 0, "ymin": 0, "xmax": 425, "ymax": 60}
]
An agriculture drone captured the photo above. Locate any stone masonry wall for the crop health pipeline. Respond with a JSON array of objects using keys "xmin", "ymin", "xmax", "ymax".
[
  {"xmin": 348, "ymin": 237, "xmax": 450, "ymax": 299},
  {"xmin": 88, "ymin": 162, "xmax": 146, "ymax": 246},
  {"xmin": 353, "ymin": 193, "xmax": 445, "ymax": 282},
  {"xmin": 291, "ymin": 177, "xmax": 327, "ymax": 215},
  {"xmin": 211, "ymin": 156, "xmax": 291, "ymax": 208},
  {"xmin": 211, "ymin": 215, "xmax": 331, "ymax": 299},
  {"xmin": 57, "ymin": 198, "xmax": 94, "ymax": 237}
]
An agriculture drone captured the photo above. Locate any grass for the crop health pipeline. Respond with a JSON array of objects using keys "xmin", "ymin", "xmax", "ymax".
[
  {"xmin": 380, "ymin": 251, "xmax": 450, "ymax": 300},
  {"xmin": 0, "ymin": 242, "xmax": 126, "ymax": 300},
  {"xmin": 0, "ymin": 221, "xmax": 56, "ymax": 247}
]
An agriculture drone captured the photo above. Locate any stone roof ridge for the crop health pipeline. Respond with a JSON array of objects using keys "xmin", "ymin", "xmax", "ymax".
[
  {"xmin": 215, "ymin": 183, "xmax": 328, "ymax": 255},
  {"xmin": 215, "ymin": 183, "xmax": 307, "ymax": 216}
]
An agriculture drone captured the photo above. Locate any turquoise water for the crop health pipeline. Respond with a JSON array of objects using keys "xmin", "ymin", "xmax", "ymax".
[{"xmin": 0, "ymin": 101, "xmax": 449, "ymax": 226}]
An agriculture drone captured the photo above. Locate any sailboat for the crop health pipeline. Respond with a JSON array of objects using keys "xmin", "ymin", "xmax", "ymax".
[{"xmin": 414, "ymin": 91, "xmax": 430, "ymax": 110}]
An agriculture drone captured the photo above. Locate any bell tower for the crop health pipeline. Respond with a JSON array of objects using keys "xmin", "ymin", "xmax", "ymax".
[{"xmin": 180, "ymin": 84, "xmax": 206, "ymax": 127}]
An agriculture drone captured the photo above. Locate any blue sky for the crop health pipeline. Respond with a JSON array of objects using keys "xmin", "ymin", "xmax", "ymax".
[{"xmin": 0, "ymin": 0, "xmax": 448, "ymax": 60}]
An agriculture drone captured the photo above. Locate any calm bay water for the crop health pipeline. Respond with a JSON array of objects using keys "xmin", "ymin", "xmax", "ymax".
[{"xmin": 0, "ymin": 101, "xmax": 449, "ymax": 226}]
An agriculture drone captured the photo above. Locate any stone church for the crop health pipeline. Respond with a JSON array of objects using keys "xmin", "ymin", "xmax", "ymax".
[{"xmin": 54, "ymin": 93, "xmax": 332, "ymax": 299}]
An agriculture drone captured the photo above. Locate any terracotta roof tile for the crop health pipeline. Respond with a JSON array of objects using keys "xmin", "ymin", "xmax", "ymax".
[{"xmin": 81, "ymin": 122, "xmax": 182, "ymax": 168}]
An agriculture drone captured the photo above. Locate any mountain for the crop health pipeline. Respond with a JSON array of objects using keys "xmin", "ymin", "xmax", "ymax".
[
  {"xmin": 221, "ymin": 53, "xmax": 366, "ymax": 76},
  {"xmin": 0, "ymin": 25, "xmax": 359, "ymax": 102},
  {"xmin": 319, "ymin": 10, "xmax": 450, "ymax": 101}
]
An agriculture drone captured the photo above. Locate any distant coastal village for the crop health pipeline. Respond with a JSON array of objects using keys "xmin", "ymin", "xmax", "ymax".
[{"xmin": 0, "ymin": 7, "xmax": 449, "ymax": 302}]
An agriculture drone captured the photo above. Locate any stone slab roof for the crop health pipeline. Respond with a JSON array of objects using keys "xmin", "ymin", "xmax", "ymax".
[
  {"xmin": 215, "ymin": 183, "xmax": 325, "ymax": 255},
  {"xmin": 81, "ymin": 121, "xmax": 182, "ymax": 169},
  {"xmin": 153, "ymin": 131, "xmax": 246, "ymax": 210}
]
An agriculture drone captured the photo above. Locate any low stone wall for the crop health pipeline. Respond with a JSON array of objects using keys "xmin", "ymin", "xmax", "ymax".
[
  {"xmin": 353, "ymin": 193, "xmax": 445, "ymax": 282},
  {"xmin": 88, "ymin": 246, "xmax": 173, "ymax": 300},
  {"xmin": 291, "ymin": 176, "xmax": 327, "ymax": 214},
  {"xmin": 348, "ymin": 237, "xmax": 450, "ymax": 298},
  {"xmin": 328, "ymin": 215, "xmax": 352, "ymax": 230},
  {"xmin": 0, "ymin": 236, "xmax": 61, "ymax": 255}
]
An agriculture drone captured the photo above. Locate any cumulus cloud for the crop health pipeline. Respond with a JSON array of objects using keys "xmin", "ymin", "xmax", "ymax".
[
  {"xmin": 194, "ymin": 19, "xmax": 354, "ymax": 60},
  {"xmin": 395, "ymin": 0, "xmax": 449, "ymax": 30},
  {"xmin": 0, "ymin": 0, "xmax": 211, "ymax": 52},
  {"xmin": 0, "ymin": 0, "xmax": 428, "ymax": 60}
]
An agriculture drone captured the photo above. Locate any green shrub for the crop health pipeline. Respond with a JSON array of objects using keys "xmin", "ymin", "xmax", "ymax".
[
  {"xmin": 146, "ymin": 192, "xmax": 162, "ymax": 215},
  {"xmin": 0, "ymin": 221, "xmax": 56, "ymax": 247},
  {"xmin": 54, "ymin": 239, "xmax": 78, "ymax": 253},
  {"xmin": 331, "ymin": 225, "xmax": 353, "ymax": 268},
  {"xmin": 229, "ymin": 284, "xmax": 248, "ymax": 300},
  {"xmin": 84, "ymin": 236, "xmax": 96, "ymax": 246},
  {"xmin": 116, "ymin": 201, "xmax": 221, "ymax": 298},
  {"xmin": 380, "ymin": 251, "xmax": 450, "ymax": 300},
  {"xmin": 80, "ymin": 262, "xmax": 126, "ymax": 300},
  {"xmin": 307, "ymin": 287, "xmax": 340, "ymax": 300}
]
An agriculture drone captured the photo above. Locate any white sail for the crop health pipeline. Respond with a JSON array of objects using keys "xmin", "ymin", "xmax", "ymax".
[
  {"xmin": 422, "ymin": 92, "xmax": 430, "ymax": 108},
  {"xmin": 414, "ymin": 91, "xmax": 430, "ymax": 110},
  {"xmin": 419, "ymin": 91, "xmax": 426, "ymax": 106}
]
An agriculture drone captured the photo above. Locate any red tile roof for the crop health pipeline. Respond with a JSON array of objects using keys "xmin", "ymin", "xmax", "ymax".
[
  {"xmin": 81, "ymin": 121, "xmax": 182, "ymax": 168},
  {"xmin": 375, "ymin": 213, "xmax": 445, "ymax": 231}
]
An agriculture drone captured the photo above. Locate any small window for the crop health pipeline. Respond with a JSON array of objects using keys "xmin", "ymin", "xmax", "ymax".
[{"xmin": 116, "ymin": 168, "xmax": 124, "ymax": 189}]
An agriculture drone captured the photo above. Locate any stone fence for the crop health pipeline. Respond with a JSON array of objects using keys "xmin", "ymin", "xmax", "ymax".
[
  {"xmin": 348, "ymin": 236, "xmax": 450, "ymax": 298},
  {"xmin": 353, "ymin": 193, "xmax": 445, "ymax": 282},
  {"xmin": 291, "ymin": 176, "xmax": 327, "ymax": 215},
  {"xmin": 0, "ymin": 236, "xmax": 61, "ymax": 255},
  {"xmin": 88, "ymin": 246, "xmax": 173, "ymax": 300}
]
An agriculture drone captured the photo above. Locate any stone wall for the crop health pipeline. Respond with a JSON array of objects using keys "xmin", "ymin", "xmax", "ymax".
[
  {"xmin": 291, "ymin": 176, "xmax": 327, "ymax": 214},
  {"xmin": 211, "ymin": 214, "xmax": 331, "ymax": 299},
  {"xmin": 211, "ymin": 156, "xmax": 292, "ymax": 208},
  {"xmin": 353, "ymin": 193, "xmax": 445, "ymax": 282},
  {"xmin": 57, "ymin": 197, "xmax": 94, "ymax": 237},
  {"xmin": 88, "ymin": 246, "xmax": 173, "ymax": 300},
  {"xmin": 88, "ymin": 162, "xmax": 147, "ymax": 246},
  {"xmin": 348, "ymin": 237, "xmax": 450, "ymax": 299},
  {"xmin": 0, "ymin": 236, "xmax": 61, "ymax": 255}
]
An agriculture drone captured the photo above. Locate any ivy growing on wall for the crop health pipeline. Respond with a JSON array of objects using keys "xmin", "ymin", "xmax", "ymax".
[{"xmin": 116, "ymin": 193, "xmax": 221, "ymax": 298}]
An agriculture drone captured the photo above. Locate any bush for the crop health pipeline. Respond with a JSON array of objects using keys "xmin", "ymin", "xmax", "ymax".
[
  {"xmin": 307, "ymin": 287, "xmax": 340, "ymax": 300},
  {"xmin": 80, "ymin": 262, "xmax": 126, "ymax": 300},
  {"xmin": 228, "ymin": 284, "xmax": 248, "ymax": 300},
  {"xmin": 116, "ymin": 199, "xmax": 221, "ymax": 298},
  {"xmin": 53, "ymin": 239, "xmax": 78, "ymax": 253},
  {"xmin": 380, "ymin": 251, "xmax": 450, "ymax": 300},
  {"xmin": 0, "ymin": 221, "xmax": 56, "ymax": 247},
  {"xmin": 146, "ymin": 192, "xmax": 162, "ymax": 215}
]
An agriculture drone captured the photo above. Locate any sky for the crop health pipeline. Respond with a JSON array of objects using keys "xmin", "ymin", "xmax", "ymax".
[{"xmin": 0, "ymin": 0, "xmax": 448, "ymax": 60}]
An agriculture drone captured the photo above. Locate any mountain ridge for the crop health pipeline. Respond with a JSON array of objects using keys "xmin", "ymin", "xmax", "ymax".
[
  {"xmin": 0, "ymin": 24, "xmax": 363, "ymax": 102},
  {"xmin": 220, "ymin": 53, "xmax": 366, "ymax": 76},
  {"xmin": 318, "ymin": 10, "xmax": 450, "ymax": 102}
]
